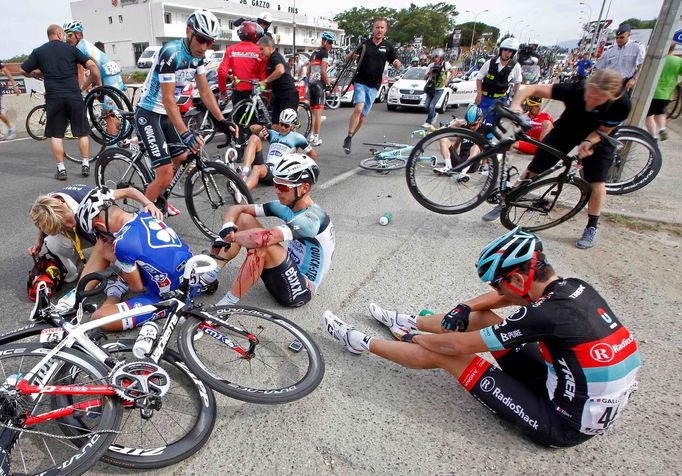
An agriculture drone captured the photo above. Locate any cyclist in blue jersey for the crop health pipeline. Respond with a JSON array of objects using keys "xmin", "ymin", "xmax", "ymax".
[
  {"xmin": 61, "ymin": 187, "xmax": 219, "ymax": 331},
  {"xmin": 239, "ymin": 108, "xmax": 317, "ymax": 189},
  {"xmin": 211, "ymin": 154, "xmax": 334, "ymax": 308},
  {"xmin": 135, "ymin": 9, "xmax": 237, "ymax": 216},
  {"xmin": 323, "ymin": 228, "xmax": 640, "ymax": 447}
]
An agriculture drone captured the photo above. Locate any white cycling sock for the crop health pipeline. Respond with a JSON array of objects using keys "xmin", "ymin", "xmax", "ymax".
[
  {"xmin": 217, "ymin": 291, "xmax": 239, "ymax": 306},
  {"xmin": 82, "ymin": 158, "xmax": 90, "ymax": 166},
  {"xmin": 57, "ymin": 162, "xmax": 66, "ymax": 171},
  {"xmin": 348, "ymin": 329, "xmax": 373, "ymax": 352},
  {"xmin": 443, "ymin": 157, "xmax": 453, "ymax": 169},
  {"xmin": 200, "ymin": 268, "xmax": 219, "ymax": 285}
]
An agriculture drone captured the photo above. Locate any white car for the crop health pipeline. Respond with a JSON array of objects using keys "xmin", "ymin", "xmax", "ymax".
[
  {"xmin": 386, "ymin": 67, "xmax": 476, "ymax": 111},
  {"xmin": 326, "ymin": 64, "xmax": 389, "ymax": 105}
]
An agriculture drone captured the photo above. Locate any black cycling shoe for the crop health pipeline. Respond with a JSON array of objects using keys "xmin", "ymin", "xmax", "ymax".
[
  {"xmin": 343, "ymin": 135, "xmax": 352, "ymax": 155},
  {"xmin": 200, "ymin": 279, "xmax": 219, "ymax": 295}
]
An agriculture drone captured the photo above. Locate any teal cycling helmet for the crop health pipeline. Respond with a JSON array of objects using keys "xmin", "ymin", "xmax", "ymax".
[
  {"xmin": 321, "ymin": 31, "xmax": 335, "ymax": 43},
  {"xmin": 464, "ymin": 104, "xmax": 483, "ymax": 125},
  {"xmin": 63, "ymin": 21, "xmax": 84, "ymax": 34},
  {"xmin": 476, "ymin": 227, "xmax": 543, "ymax": 283}
]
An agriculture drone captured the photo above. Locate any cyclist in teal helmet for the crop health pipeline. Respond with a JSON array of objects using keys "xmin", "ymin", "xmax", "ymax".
[
  {"xmin": 322, "ymin": 227, "xmax": 641, "ymax": 448},
  {"xmin": 433, "ymin": 103, "xmax": 491, "ymax": 176},
  {"xmin": 321, "ymin": 31, "xmax": 335, "ymax": 43}
]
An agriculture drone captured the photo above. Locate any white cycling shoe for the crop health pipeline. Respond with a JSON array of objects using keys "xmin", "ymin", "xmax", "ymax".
[
  {"xmin": 368, "ymin": 303, "xmax": 414, "ymax": 341},
  {"xmin": 322, "ymin": 310, "xmax": 367, "ymax": 354}
]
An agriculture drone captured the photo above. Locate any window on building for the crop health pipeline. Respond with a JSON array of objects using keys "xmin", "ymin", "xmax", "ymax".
[
  {"xmin": 118, "ymin": 15, "xmax": 123, "ymax": 23},
  {"xmin": 273, "ymin": 26, "xmax": 278, "ymax": 34},
  {"xmin": 228, "ymin": 20, "xmax": 234, "ymax": 29},
  {"xmin": 108, "ymin": 16, "xmax": 113, "ymax": 24},
  {"xmin": 164, "ymin": 13, "xmax": 171, "ymax": 24},
  {"xmin": 112, "ymin": 44, "xmax": 117, "ymax": 54}
]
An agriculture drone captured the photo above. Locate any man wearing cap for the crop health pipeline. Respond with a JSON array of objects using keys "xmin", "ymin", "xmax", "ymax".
[{"xmin": 595, "ymin": 23, "xmax": 645, "ymax": 92}]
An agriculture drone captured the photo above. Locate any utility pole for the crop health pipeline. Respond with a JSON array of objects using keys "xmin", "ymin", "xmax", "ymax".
[
  {"xmin": 292, "ymin": 0, "xmax": 297, "ymax": 55},
  {"xmin": 588, "ymin": 0, "xmax": 606, "ymax": 57}
]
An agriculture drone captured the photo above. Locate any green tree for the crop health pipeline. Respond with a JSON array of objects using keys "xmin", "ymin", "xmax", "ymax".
[
  {"xmin": 1, "ymin": 54, "xmax": 28, "ymax": 64},
  {"xmin": 620, "ymin": 18, "xmax": 656, "ymax": 29},
  {"xmin": 333, "ymin": 7, "xmax": 398, "ymax": 44},
  {"xmin": 454, "ymin": 22, "xmax": 499, "ymax": 50}
]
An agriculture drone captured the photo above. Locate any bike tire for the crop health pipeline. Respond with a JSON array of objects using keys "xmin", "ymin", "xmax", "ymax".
[
  {"xmin": 500, "ymin": 175, "xmax": 591, "ymax": 232},
  {"xmin": 84, "ymin": 86, "xmax": 134, "ymax": 146},
  {"xmin": 325, "ymin": 91, "xmax": 342, "ymax": 110},
  {"xmin": 177, "ymin": 305, "xmax": 325, "ymax": 404},
  {"xmin": 232, "ymin": 98, "xmax": 264, "ymax": 149},
  {"xmin": 25, "ymin": 104, "xmax": 48, "ymax": 141},
  {"xmin": 184, "ymin": 160, "xmax": 253, "ymax": 239},
  {"xmin": 0, "ymin": 343, "xmax": 122, "ymax": 476},
  {"xmin": 604, "ymin": 127, "xmax": 663, "ymax": 195},
  {"xmin": 330, "ymin": 44, "xmax": 365, "ymax": 100},
  {"xmin": 297, "ymin": 101, "xmax": 312, "ymax": 138},
  {"xmin": 405, "ymin": 127, "xmax": 499, "ymax": 214},
  {"xmin": 360, "ymin": 156, "xmax": 407, "ymax": 171},
  {"xmin": 55, "ymin": 340, "xmax": 217, "ymax": 470},
  {"xmin": 95, "ymin": 147, "xmax": 151, "ymax": 213},
  {"xmin": 667, "ymin": 85, "xmax": 682, "ymax": 120}
]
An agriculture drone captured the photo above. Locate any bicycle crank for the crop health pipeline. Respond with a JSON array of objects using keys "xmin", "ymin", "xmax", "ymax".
[{"xmin": 110, "ymin": 361, "xmax": 171, "ymax": 407}]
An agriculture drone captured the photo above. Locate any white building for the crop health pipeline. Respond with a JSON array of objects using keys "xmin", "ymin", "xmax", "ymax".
[{"xmin": 69, "ymin": 0, "xmax": 345, "ymax": 69}]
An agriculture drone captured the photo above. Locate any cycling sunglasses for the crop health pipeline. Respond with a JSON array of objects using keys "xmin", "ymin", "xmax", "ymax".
[
  {"xmin": 274, "ymin": 182, "xmax": 302, "ymax": 192},
  {"xmin": 194, "ymin": 34, "xmax": 215, "ymax": 47}
]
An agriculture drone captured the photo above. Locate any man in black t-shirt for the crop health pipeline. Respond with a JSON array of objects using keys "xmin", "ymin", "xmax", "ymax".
[
  {"xmin": 21, "ymin": 24, "xmax": 101, "ymax": 181},
  {"xmin": 342, "ymin": 18, "xmax": 401, "ymax": 154},
  {"xmin": 257, "ymin": 36, "xmax": 299, "ymax": 133},
  {"xmin": 483, "ymin": 69, "xmax": 630, "ymax": 250}
]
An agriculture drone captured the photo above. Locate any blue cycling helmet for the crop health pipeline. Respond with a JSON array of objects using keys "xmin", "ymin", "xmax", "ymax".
[
  {"xmin": 476, "ymin": 227, "xmax": 542, "ymax": 283},
  {"xmin": 321, "ymin": 31, "xmax": 335, "ymax": 43},
  {"xmin": 63, "ymin": 21, "xmax": 84, "ymax": 34},
  {"xmin": 464, "ymin": 104, "xmax": 483, "ymax": 125}
]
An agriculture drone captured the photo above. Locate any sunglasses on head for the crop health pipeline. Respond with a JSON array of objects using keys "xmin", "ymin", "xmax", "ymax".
[{"xmin": 194, "ymin": 34, "xmax": 214, "ymax": 47}]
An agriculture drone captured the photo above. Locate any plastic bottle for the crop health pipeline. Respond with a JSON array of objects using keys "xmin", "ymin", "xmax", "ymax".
[
  {"xmin": 418, "ymin": 309, "xmax": 435, "ymax": 316},
  {"xmin": 132, "ymin": 322, "xmax": 159, "ymax": 359},
  {"xmin": 379, "ymin": 212, "xmax": 393, "ymax": 226}
]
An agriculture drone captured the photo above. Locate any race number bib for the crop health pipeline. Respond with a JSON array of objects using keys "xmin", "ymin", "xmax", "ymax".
[{"xmin": 103, "ymin": 61, "xmax": 121, "ymax": 76}]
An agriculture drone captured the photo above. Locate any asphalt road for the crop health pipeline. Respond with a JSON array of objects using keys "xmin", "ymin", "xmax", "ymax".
[{"xmin": 0, "ymin": 102, "xmax": 678, "ymax": 475}]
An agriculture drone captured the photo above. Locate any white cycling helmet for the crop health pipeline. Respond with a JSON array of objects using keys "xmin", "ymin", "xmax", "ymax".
[
  {"xmin": 63, "ymin": 21, "xmax": 84, "ymax": 34},
  {"xmin": 499, "ymin": 37, "xmax": 520, "ymax": 52},
  {"xmin": 76, "ymin": 187, "xmax": 116, "ymax": 236},
  {"xmin": 257, "ymin": 12, "xmax": 273, "ymax": 26},
  {"xmin": 187, "ymin": 9, "xmax": 220, "ymax": 40},
  {"xmin": 273, "ymin": 154, "xmax": 319, "ymax": 185},
  {"xmin": 279, "ymin": 108, "xmax": 298, "ymax": 126}
]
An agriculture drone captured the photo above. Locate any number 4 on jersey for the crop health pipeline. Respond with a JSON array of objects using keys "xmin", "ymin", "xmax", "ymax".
[{"xmin": 597, "ymin": 405, "xmax": 620, "ymax": 429}]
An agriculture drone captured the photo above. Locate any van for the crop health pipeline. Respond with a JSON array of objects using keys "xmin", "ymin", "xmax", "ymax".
[{"xmin": 137, "ymin": 46, "xmax": 161, "ymax": 69}]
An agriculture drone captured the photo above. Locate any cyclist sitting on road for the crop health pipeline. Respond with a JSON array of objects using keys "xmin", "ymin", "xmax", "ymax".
[
  {"xmin": 239, "ymin": 109, "xmax": 316, "ymax": 189},
  {"xmin": 219, "ymin": 21, "xmax": 265, "ymax": 107},
  {"xmin": 433, "ymin": 104, "xmax": 492, "ymax": 176},
  {"xmin": 257, "ymin": 35, "xmax": 300, "ymax": 134},
  {"xmin": 57, "ymin": 187, "xmax": 219, "ymax": 331},
  {"xmin": 29, "ymin": 185, "xmax": 160, "ymax": 284},
  {"xmin": 210, "ymin": 154, "xmax": 334, "ymax": 308},
  {"xmin": 476, "ymin": 38, "xmax": 522, "ymax": 125},
  {"xmin": 63, "ymin": 21, "xmax": 125, "ymax": 142},
  {"xmin": 482, "ymin": 69, "xmax": 630, "ymax": 250},
  {"xmin": 136, "ymin": 9, "xmax": 236, "ymax": 217},
  {"xmin": 511, "ymin": 96, "xmax": 554, "ymax": 155},
  {"xmin": 308, "ymin": 31, "xmax": 335, "ymax": 146},
  {"xmin": 323, "ymin": 227, "xmax": 641, "ymax": 448}
]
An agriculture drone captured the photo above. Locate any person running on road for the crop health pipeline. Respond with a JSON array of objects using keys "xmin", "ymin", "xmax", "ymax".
[
  {"xmin": 323, "ymin": 227, "xmax": 641, "ymax": 448},
  {"xmin": 238, "ymin": 108, "xmax": 317, "ymax": 189},
  {"xmin": 20, "ymin": 24, "xmax": 101, "ymax": 180},
  {"xmin": 308, "ymin": 31, "xmax": 335, "ymax": 146},
  {"xmin": 219, "ymin": 21, "xmax": 265, "ymax": 106},
  {"xmin": 646, "ymin": 43, "xmax": 682, "ymax": 141},
  {"xmin": 575, "ymin": 52, "xmax": 594, "ymax": 81},
  {"xmin": 483, "ymin": 69, "xmax": 630, "ymax": 250},
  {"xmin": 136, "ymin": 9, "xmax": 236, "ymax": 216},
  {"xmin": 342, "ymin": 18, "xmax": 401, "ymax": 155},
  {"xmin": 0, "ymin": 61, "xmax": 20, "ymax": 140},
  {"xmin": 210, "ymin": 154, "xmax": 334, "ymax": 308}
]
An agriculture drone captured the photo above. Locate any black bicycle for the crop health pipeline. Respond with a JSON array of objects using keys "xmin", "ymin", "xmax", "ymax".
[
  {"xmin": 95, "ymin": 112, "xmax": 252, "ymax": 239},
  {"xmin": 604, "ymin": 125, "xmax": 662, "ymax": 195},
  {"xmin": 327, "ymin": 43, "xmax": 366, "ymax": 109},
  {"xmin": 406, "ymin": 103, "xmax": 624, "ymax": 231},
  {"xmin": 666, "ymin": 83, "xmax": 682, "ymax": 120}
]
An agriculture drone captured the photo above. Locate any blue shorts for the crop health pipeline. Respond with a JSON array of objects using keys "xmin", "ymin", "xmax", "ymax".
[
  {"xmin": 353, "ymin": 82, "xmax": 379, "ymax": 117},
  {"xmin": 115, "ymin": 293, "xmax": 167, "ymax": 330}
]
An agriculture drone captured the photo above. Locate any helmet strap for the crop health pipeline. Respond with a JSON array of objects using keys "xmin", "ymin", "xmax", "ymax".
[{"xmin": 500, "ymin": 253, "xmax": 537, "ymax": 303}]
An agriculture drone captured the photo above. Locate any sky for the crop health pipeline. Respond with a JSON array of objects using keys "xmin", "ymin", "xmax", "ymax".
[{"xmin": 0, "ymin": 0, "xmax": 664, "ymax": 59}]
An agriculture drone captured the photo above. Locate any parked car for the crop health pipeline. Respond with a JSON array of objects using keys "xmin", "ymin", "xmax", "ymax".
[
  {"xmin": 326, "ymin": 63, "xmax": 390, "ymax": 105},
  {"xmin": 386, "ymin": 67, "xmax": 476, "ymax": 112},
  {"xmin": 136, "ymin": 46, "xmax": 161, "ymax": 69}
]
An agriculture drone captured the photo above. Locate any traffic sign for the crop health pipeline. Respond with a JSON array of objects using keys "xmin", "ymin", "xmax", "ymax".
[{"xmin": 673, "ymin": 29, "xmax": 682, "ymax": 44}]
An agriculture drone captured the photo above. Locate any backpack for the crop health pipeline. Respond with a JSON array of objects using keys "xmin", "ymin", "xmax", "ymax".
[{"xmin": 27, "ymin": 253, "xmax": 66, "ymax": 302}]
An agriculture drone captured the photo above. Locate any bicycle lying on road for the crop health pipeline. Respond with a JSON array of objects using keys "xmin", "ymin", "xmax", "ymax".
[
  {"xmin": 0, "ymin": 255, "xmax": 325, "ymax": 474},
  {"xmin": 360, "ymin": 129, "xmax": 435, "ymax": 172}
]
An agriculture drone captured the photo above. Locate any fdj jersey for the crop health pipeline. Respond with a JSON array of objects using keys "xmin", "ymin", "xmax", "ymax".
[
  {"xmin": 113, "ymin": 212, "xmax": 191, "ymax": 296},
  {"xmin": 265, "ymin": 130, "xmax": 312, "ymax": 166},
  {"xmin": 255, "ymin": 201, "xmax": 335, "ymax": 291},
  {"xmin": 138, "ymin": 39, "xmax": 205, "ymax": 115},
  {"xmin": 76, "ymin": 39, "xmax": 124, "ymax": 90},
  {"xmin": 479, "ymin": 278, "xmax": 641, "ymax": 435}
]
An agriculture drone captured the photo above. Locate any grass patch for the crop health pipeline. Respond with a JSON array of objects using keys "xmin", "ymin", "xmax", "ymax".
[{"xmin": 603, "ymin": 212, "xmax": 682, "ymax": 236}]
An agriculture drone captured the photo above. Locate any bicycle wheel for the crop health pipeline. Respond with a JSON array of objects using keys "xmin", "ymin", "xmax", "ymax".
[
  {"xmin": 0, "ymin": 343, "xmax": 121, "ymax": 476},
  {"xmin": 500, "ymin": 175, "xmax": 591, "ymax": 232},
  {"xmin": 186, "ymin": 112, "xmax": 216, "ymax": 145},
  {"xmin": 84, "ymin": 86, "xmax": 134, "ymax": 146},
  {"xmin": 55, "ymin": 340, "xmax": 217, "ymax": 470},
  {"xmin": 325, "ymin": 91, "xmax": 341, "ymax": 110},
  {"xmin": 405, "ymin": 127, "xmax": 499, "ymax": 214},
  {"xmin": 604, "ymin": 128, "xmax": 663, "ymax": 195},
  {"xmin": 95, "ymin": 147, "xmax": 151, "ymax": 213},
  {"xmin": 177, "ymin": 305, "xmax": 325, "ymax": 404},
  {"xmin": 184, "ymin": 160, "xmax": 253, "ymax": 239},
  {"xmin": 296, "ymin": 102, "xmax": 312, "ymax": 138},
  {"xmin": 25, "ymin": 104, "xmax": 48, "ymax": 140},
  {"xmin": 666, "ymin": 85, "xmax": 681, "ymax": 120},
  {"xmin": 232, "ymin": 99, "xmax": 263, "ymax": 148},
  {"xmin": 329, "ymin": 45, "xmax": 365, "ymax": 101},
  {"xmin": 359, "ymin": 155, "xmax": 407, "ymax": 171}
]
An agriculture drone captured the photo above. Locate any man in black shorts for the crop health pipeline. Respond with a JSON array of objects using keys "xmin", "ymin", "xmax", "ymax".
[
  {"xmin": 482, "ymin": 69, "xmax": 630, "ymax": 250},
  {"xmin": 307, "ymin": 32, "xmax": 335, "ymax": 146},
  {"xmin": 342, "ymin": 18, "xmax": 401, "ymax": 154},
  {"xmin": 323, "ymin": 227, "xmax": 641, "ymax": 448},
  {"xmin": 21, "ymin": 24, "xmax": 101, "ymax": 180},
  {"xmin": 257, "ymin": 36, "xmax": 299, "ymax": 133}
]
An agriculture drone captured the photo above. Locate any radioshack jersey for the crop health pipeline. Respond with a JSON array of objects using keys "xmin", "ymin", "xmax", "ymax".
[
  {"xmin": 113, "ymin": 212, "xmax": 191, "ymax": 296},
  {"xmin": 75, "ymin": 39, "xmax": 124, "ymax": 90},
  {"xmin": 480, "ymin": 278, "xmax": 641, "ymax": 435},
  {"xmin": 255, "ymin": 201, "xmax": 334, "ymax": 291},
  {"xmin": 138, "ymin": 39, "xmax": 206, "ymax": 114}
]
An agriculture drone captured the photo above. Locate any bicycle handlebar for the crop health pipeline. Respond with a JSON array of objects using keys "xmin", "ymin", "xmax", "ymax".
[
  {"xmin": 75, "ymin": 269, "xmax": 116, "ymax": 304},
  {"xmin": 494, "ymin": 103, "xmax": 533, "ymax": 132},
  {"xmin": 183, "ymin": 255, "xmax": 217, "ymax": 281}
]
